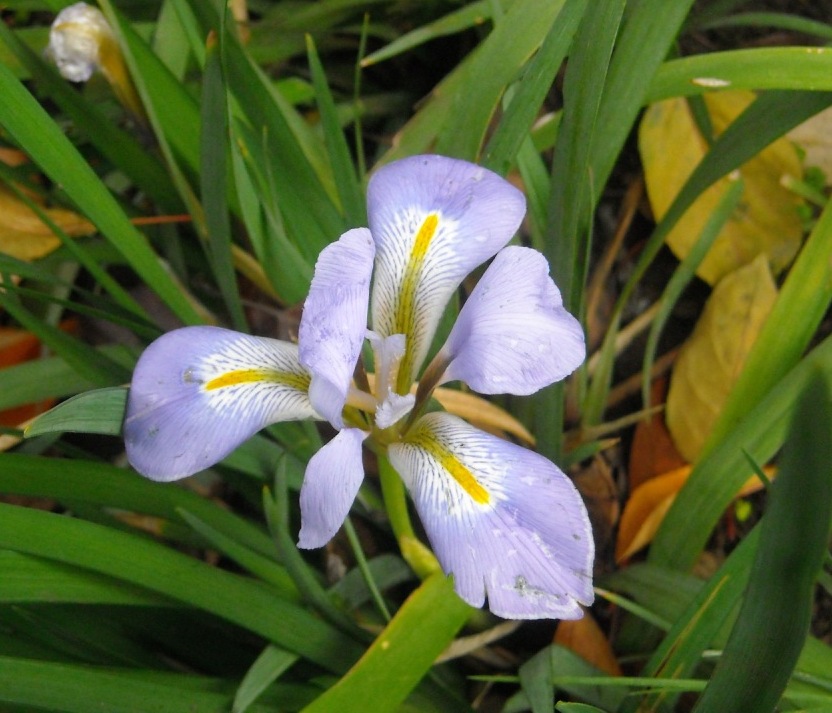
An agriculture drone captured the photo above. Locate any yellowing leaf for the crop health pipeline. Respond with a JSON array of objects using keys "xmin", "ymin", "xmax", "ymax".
[
  {"xmin": 0, "ymin": 183, "xmax": 95, "ymax": 261},
  {"xmin": 666, "ymin": 255, "xmax": 777, "ymax": 462},
  {"xmin": 616, "ymin": 463, "xmax": 773, "ymax": 562},
  {"xmin": 788, "ymin": 105, "xmax": 832, "ymax": 181},
  {"xmin": 639, "ymin": 90, "xmax": 803, "ymax": 285}
]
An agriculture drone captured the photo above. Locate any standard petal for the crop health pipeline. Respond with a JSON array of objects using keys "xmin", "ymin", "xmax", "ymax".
[
  {"xmin": 124, "ymin": 326, "xmax": 315, "ymax": 481},
  {"xmin": 439, "ymin": 246, "xmax": 585, "ymax": 395},
  {"xmin": 299, "ymin": 228, "xmax": 375, "ymax": 429},
  {"xmin": 368, "ymin": 155, "xmax": 525, "ymax": 391},
  {"xmin": 298, "ymin": 427, "xmax": 368, "ymax": 549},
  {"xmin": 389, "ymin": 413, "xmax": 594, "ymax": 620}
]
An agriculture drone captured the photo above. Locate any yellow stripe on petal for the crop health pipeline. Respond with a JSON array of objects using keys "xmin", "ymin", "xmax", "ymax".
[
  {"xmin": 408, "ymin": 427, "xmax": 491, "ymax": 505},
  {"xmin": 395, "ymin": 213, "xmax": 440, "ymax": 392},
  {"xmin": 204, "ymin": 369, "xmax": 310, "ymax": 392}
]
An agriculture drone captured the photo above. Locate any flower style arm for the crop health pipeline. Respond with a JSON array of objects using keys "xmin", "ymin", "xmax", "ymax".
[
  {"xmin": 124, "ymin": 326, "xmax": 317, "ymax": 481},
  {"xmin": 299, "ymin": 228, "xmax": 375, "ymax": 429},
  {"xmin": 368, "ymin": 155, "xmax": 526, "ymax": 392},
  {"xmin": 389, "ymin": 413, "xmax": 594, "ymax": 620},
  {"xmin": 437, "ymin": 246, "xmax": 586, "ymax": 395}
]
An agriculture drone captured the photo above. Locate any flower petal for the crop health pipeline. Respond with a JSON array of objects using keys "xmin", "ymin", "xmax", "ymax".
[
  {"xmin": 389, "ymin": 413, "xmax": 594, "ymax": 620},
  {"xmin": 298, "ymin": 427, "xmax": 368, "ymax": 549},
  {"xmin": 368, "ymin": 155, "xmax": 525, "ymax": 391},
  {"xmin": 299, "ymin": 228, "xmax": 375, "ymax": 429},
  {"xmin": 439, "ymin": 246, "xmax": 585, "ymax": 395},
  {"xmin": 124, "ymin": 326, "xmax": 315, "ymax": 481}
]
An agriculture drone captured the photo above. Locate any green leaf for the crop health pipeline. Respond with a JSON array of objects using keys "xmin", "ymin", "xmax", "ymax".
[
  {"xmin": 653, "ymin": 180, "xmax": 832, "ymax": 570},
  {"xmin": 201, "ymin": 30, "xmax": 247, "ymax": 329},
  {"xmin": 301, "ymin": 573, "xmax": 471, "ymax": 713},
  {"xmin": 482, "ymin": 0, "xmax": 587, "ymax": 177},
  {"xmin": 233, "ymin": 645, "xmax": 299, "ymax": 713},
  {"xmin": 25, "ymin": 387, "xmax": 128, "ymax": 438},
  {"xmin": 0, "ymin": 346, "xmax": 135, "ymax": 413},
  {"xmin": 0, "ymin": 502, "xmax": 365, "ymax": 673},
  {"xmin": 0, "ymin": 62, "xmax": 200, "ymax": 325},
  {"xmin": 584, "ymin": 89, "xmax": 832, "ymax": 427},
  {"xmin": 0, "ymin": 655, "xmax": 274, "ymax": 713},
  {"xmin": 0, "ymin": 551, "xmax": 172, "ymax": 605},
  {"xmin": 692, "ymin": 371, "xmax": 832, "ymax": 712},
  {"xmin": 647, "ymin": 47, "xmax": 832, "ymax": 103},
  {"xmin": 306, "ymin": 34, "xmax": 365, "ymax": 226},
  {"xmin": 386, "ymin": 0, "xmax": 569, "ymax": 163},
  {"xmin": 0, "ymin": 21, "xmax": 179, "ymax": 212},
  {"xmin": 361, "ymin": 1, "xmax": 494, "ymax": 67},
  {"xmin": 0, "ymin": 453, "xmax": 276, "ymax": 560}
]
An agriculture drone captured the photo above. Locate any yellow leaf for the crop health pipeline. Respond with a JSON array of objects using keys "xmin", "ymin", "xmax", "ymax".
[
  {"xmin": 666, "ymin": 255, "xmax": 777, "ymax": 461},
  {"xmin": 639, "ymin": 90, "xmax": 803, "ymax": 285},
  {"xmin": 0, "ymin": 183, "xmax": 95, "ymax": 261},
  {"xmin": 788, "ymin": 105, "xmax": 832, "ymax": 181}
]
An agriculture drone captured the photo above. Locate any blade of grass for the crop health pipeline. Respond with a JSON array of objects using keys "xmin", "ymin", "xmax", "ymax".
[
  {"xmin": 306, "ymin": 34, "xmax": 365, "ymax": 226},
  {"xmin": 0, "ymin": 655, "xmax": 274, "ymax": 713},
  {"xmin": 0, "ymin": 21, "xmax": 180, "ymax": 212},
  {"xmin": 653, "ymin": 182, "xmax": 832, "ymax": 569},
  {"xmin": 583, "ymin": 89, "xmax": 832, "ymax": 426},
  {"xmin": 25, "ymin": 386, "xmax": 128, "ymax": 437},
  {"xmin": 0, "ymin": 346, "xmax": 135, "ymax": 413},
  {"xmin": 300, "ymin": 572, "xmax": 471, "ymax": 713},
  {"xmin": 361, "ymin": 1, "xmax": 494, "ymax": 68},
  {"xmin": 0, "ymin": 289, "xmax": 130, "ymax": 386},
  {"xmin": 201, "ymin": 28, "xmax": 246, "ymax": 329},
  {"xmin": 434, "ymin": 0, "xmax": 569, "ymax": 161},
  {"xmin": 647, "ymin": 47, "xmax": 832, "ymax": 103},
  {"xmin": 233, "ymin": 645, "xmax": 299, "ymax": 713},
  {"xmin": 482, "ymin": 0, "xmax": 588, "ymax": 177},
  {"xmin": 691, "ymin": 371, "xmax": 832, "ymax": 712},
  {"xmin": 0, "ymin": 550, "xmax": 173, "ymax": 606},
  {"xmin": 533, "ymin": 0, "xmax": 624, "ymax": 462},
  {"xmin": 0, "ymin": 502, "xmax": 365, "ymax": 673},
  {"xmin": 0, "ymin": 453, "xmax": 277, "ymax": 560},
  {"xmin": 384, "ymin": 0, "xmax": 569, "ymax": 163},
  {"xmin": 0, "ymin": 61, "xmax": 199, "ymax": 324},
  {"xmin": 692, "ymin": 11, "xmax": 832, "ymax": 42}
]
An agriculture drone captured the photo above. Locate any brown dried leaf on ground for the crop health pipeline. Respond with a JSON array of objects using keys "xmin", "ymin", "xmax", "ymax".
[
  {"xmin": 666, "ymin": 255, "xmax": 777, "ymax": 462},
  {"xmin": 628, "ymin": 376, "xmax": 687, "ymax": 490},
  {"xmin": 616, "ymin": 464, "xmax": 773, "ymax": 563},
  {"xmin": 639, "ymin": 90, "xmax": 803, "ymax": 285},
  {"xmin": 555, "ymin": 610, "xmax": 622, "ymax": 676}
]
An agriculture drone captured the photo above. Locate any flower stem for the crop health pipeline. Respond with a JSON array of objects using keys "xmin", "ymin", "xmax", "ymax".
[{"xmin": 377, "ymin": 453, "xmax": 440, "ymax": 579}]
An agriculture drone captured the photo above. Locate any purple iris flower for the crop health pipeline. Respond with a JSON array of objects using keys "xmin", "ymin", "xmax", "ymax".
[{"xmin": 124, "ymin": 155, "xmax": 594, "ymax": 619}]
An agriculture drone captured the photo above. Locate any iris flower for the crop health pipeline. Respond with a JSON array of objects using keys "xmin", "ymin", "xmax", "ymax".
[{"xmin": 124, "ymin": 155, "xmax": 594, "ymax": 619}]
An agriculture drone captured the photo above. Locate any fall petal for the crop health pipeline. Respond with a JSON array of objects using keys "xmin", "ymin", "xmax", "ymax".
[
  {"xmin": 299, "ymin": 228, "xmax": 375, "ymax": 428},
  {"xmin": 388, "ymin": 413, "xmax": 594, "ymax": 620},
  {"xmin": 440, "ymin": 246, "xmax": 585, "ymax": 395},
  {"xmin": 298, "ymin": 427, "xmax": 368, "ymax": 549},
  {"xmin": 124, "ymin": 326, "xmax": 315, "ymax": 481},
  {"xmin": 368, "ymin": 155, "xmax": 525, "ymax": 390}
]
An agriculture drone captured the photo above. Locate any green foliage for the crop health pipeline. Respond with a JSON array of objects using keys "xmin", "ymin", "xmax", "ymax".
[{"xmin": 2, "ymin": 1, "xmax": 832, "ymax": 711}]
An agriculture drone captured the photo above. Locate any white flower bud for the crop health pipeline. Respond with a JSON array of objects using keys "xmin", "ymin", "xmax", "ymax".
[{"xmin": 48, "ymin": 2, "xmax": 114, "ymax": 83}]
